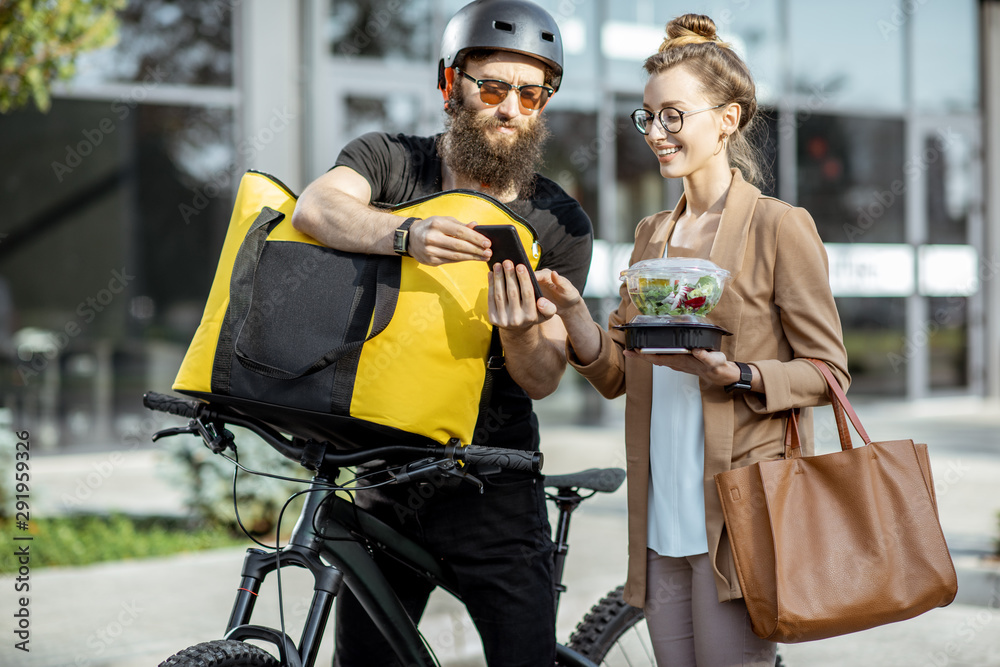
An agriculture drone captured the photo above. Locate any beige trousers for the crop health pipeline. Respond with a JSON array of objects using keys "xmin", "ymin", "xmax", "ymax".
[{"xmin": 644, "ymin": 550, "xmax": 776, "ymax": 667}]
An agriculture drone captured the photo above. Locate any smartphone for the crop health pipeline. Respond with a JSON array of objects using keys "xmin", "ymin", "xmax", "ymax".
[{"xmin": 474, "ymin": 224, "xmax": 542, "ymax": 300}]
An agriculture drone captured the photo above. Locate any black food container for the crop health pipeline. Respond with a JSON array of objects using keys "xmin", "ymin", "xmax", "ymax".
[{"xmin": 615, "ymin": 320, "xmax": 732, "ymax": 353}]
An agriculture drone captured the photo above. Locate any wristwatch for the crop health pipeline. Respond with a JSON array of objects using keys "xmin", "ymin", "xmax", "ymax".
[
  {"xmin": 724, "ymin": 361, "xmax": 753, "ymax": 394},
  {"xmin": 392, "ymin": 217, "xmax": 418, "ymax": 256}
]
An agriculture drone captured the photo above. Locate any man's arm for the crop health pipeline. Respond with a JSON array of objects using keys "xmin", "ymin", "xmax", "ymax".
[{"xmin": 292, "ymin": 166, "xmax": 491, "ymax": 265}]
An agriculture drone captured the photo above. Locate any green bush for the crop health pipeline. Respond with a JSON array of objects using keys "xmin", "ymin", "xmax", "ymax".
[{"xmin": 0, "ymin": 514, "xmax": 242, "ymax": 572}]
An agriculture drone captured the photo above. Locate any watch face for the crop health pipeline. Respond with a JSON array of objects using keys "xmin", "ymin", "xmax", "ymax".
[{"xmin": 393, "ymin": 229, "xmax": 407, "ymax": 254}]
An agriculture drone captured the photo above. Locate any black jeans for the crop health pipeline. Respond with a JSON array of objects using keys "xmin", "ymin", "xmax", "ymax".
[{"xmin": 333, "ymin": 473, "xmax": 556, "ymax": 667}]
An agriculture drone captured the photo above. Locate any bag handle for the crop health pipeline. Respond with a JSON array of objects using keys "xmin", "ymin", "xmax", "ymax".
[
  {"xmin": 785, "ymin": 359, "xmax": 870, "ymax": 457},
  {"xmin": 229, "ymin": 207, "xmax": 401, "ymax": 380}
]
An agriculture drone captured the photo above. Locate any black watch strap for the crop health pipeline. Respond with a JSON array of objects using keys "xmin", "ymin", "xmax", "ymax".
[
  {"xmin": 724, "ymin": 361, "xmax": 753, "ymax": 394},
  {"xmin": 393, "ymin": 217, "xmax": 418, "ymax": 256}
]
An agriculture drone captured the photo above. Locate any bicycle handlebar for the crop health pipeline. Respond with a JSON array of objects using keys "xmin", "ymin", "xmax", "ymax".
[
  {"xmin": 143, "ymin": 391, "xmax": 204, "ymax": 419},
  {"xmin": 142, "ymin": 392, "xmax": 543, "ymax": 474},
  {"xmin": 460, "ymin": 446, "xmax": 541, "ymax": 473}
]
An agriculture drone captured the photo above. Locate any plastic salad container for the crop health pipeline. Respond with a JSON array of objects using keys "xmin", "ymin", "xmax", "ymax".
[{"xmin": 620, "ymin": 258, "xmax": 730, "ymax": 319}]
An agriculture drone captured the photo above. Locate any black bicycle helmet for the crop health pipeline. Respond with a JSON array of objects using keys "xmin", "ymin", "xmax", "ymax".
[{"xmin": 438, "ymin": 0, "xmax": 564, "ymax": 93}]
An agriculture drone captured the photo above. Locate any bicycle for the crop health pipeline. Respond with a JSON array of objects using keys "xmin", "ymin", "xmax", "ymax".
[{"xmin": 143, "ymin": 391, "xmax": 654, "ymax": 667}]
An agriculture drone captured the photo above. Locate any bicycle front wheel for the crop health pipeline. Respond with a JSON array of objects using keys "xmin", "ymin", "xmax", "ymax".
[
  {"xmin": 567, "ymin": 586, "xmax": 652, "ymax": 666},
  {"xmin": 568, "ymin": 586, "xmax": 786, "ymax": 667},
  {"xmin": 159, "ymin": 640, "xmax": 280, "ymax": 667}
]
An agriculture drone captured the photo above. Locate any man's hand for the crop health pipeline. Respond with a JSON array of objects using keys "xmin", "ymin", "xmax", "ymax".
[
  {"xmin": 407, "ymin": 217, "xmax": 491, "ymax": 266},
  {"xmin": 487, "ymin": 261, "xmax": 568, "ymax": 400},
  {"xmin": 487, "ymin": 260, "xmax": 555, "ymax": 331}
]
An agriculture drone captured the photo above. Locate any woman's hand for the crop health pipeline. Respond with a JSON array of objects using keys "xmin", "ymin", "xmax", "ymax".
[
  {"xmin": 535, "ymin": 268, "xmax": 583, "ymax": 312},
  {"xmin": 533, "ymin": 269, "xmax": 605, "ymax": 365},
  {"xmin": 624, "ymin": 347, "xmax": 742, "ymax": 387}
]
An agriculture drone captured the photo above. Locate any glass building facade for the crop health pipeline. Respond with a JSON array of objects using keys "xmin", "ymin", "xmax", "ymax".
[{"xmin": 1, "ymin": 0, "xmax": 998, "ymax": 447}]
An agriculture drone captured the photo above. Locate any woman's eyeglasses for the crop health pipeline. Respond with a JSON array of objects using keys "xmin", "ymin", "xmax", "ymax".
[
  {"xmin": 454, "ymin": 68, "xmax": 554, "ymax": 111},
  {"xmin": 630, "ymin": 104, "xmax": 724, "ymax": 135}
]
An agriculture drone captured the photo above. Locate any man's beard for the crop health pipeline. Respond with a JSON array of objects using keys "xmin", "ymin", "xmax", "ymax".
[{"xmin": 437, "ymin": 85, "xmax": 550, "ymax": 198}]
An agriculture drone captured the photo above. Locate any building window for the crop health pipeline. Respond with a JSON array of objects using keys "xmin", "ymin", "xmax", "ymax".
[
  {"xmin": 329, "ymin": 0, "xmax": 434, "ymax": 61},
  {"xmin": 837, "ymin": 297, "xmax": 907, "ymax": 396},
  {"xmin": 797, "ymin": 114, "xmax": 906, "ymax": 244}
]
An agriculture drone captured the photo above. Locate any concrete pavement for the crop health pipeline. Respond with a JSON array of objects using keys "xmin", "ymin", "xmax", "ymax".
[{"xmin": 3, "ymin": 395, "xmax": 1000, "ymax": 666}]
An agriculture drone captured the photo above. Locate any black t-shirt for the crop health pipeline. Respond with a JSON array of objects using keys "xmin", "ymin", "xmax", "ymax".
[{"xmin": 335, "ymin": 132, "xmax": 593, "ymax": 450}]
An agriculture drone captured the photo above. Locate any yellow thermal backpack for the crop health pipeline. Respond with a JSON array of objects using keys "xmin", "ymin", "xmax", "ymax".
[{"xmin": 173, "ymin": 170, "xmax": 540, "ymax": 449}]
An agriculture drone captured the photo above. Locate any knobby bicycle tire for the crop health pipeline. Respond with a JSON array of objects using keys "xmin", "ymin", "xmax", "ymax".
[
  {"xmin": 566, "ymin": 585, "xmax": 785, "ymax": 667},
  {"xmin": 566, "ymin": 585, "xmax": 652, "ymax": 666},
  {"xmin": 159, "ymin": 640, "xmax": 280, "ymax": 667}
]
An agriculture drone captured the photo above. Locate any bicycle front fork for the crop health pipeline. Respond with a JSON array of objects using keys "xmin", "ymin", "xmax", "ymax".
[{"xmin": 225, "ymin": 484, "xmax": 344, "ymax": 667}]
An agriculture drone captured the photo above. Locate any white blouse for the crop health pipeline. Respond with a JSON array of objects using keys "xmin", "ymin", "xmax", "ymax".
[{"xmin": 646, "ymin": 246, "xmax": 708, "ymax": 558}]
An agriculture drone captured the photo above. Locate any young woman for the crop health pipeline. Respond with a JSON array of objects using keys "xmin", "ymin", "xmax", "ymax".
[{"xmin": 537, "ymin": 13, "xmax": 850, "ymax": 667}]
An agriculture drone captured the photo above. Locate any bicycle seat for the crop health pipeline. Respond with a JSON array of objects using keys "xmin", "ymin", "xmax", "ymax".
[{"xmin": 544, "ymin": 467, "xmax": 625, "ymax": 493}]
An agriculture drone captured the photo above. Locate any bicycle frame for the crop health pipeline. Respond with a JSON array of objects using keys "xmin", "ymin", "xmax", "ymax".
[{"xmin": 222, "ymin": 474, "xmax": 600, "ymax": 667}]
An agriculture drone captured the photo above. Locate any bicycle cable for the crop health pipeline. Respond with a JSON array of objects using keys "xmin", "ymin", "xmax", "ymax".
[
  {"xmin": 227, "ymin": 447, "xmax": 335, "ymax": 656},
  {"xmin": 222, "ymin": 443, "xmax": 453, "ymax": 665}
]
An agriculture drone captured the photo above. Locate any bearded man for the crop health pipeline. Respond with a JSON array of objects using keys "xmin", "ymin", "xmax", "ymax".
[{"xmin": 291, "ymin": 2, "xmax": 592, "ymax": 665}]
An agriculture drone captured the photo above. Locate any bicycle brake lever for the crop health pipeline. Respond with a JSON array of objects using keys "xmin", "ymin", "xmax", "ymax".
[
  {"xmin": 151, "ymin": 423, "xmax": 200, "ymax": 442},
  {"xmin": 388, "ymin": 458, "xmax": 447, "ymax": 484},
  {"xmin": 460, "ymin": 469, "xmax": 484, "ymax": 493},
  {"xmin": 388, "ymin": 459, "xmax": 484, "ymax": 492},
  {"xmin": 433, "ymin": 461, "xmax": 485, "ymax": 493}
]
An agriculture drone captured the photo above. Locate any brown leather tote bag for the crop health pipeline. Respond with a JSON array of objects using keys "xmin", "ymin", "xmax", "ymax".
[{"xmin": 714, "ymin": 359, "xmax": 958, "ymax": 643}]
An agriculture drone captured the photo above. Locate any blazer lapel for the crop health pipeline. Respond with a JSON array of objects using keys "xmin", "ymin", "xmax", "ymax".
[
  {"xmin": 708, "ymin": 170, "xmax": 761, "ymax": 280},
  {"xmin": 640, "ymin": 194, "xmax": 685, "ymax": 262}
]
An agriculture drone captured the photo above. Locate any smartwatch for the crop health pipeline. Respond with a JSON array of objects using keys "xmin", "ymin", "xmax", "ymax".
[
  {"xmin": 393, "ymin": 217, "xmax": 418, "ymax": 256},
  {"xmin": 724, "ymin": 361, "xmax": 753, "ymax": 394}
]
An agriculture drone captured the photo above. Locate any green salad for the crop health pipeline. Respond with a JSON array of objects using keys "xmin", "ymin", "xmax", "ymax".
[{"xmin": 630, "ymin": 274, "xmax": 723, "ymax": 316}]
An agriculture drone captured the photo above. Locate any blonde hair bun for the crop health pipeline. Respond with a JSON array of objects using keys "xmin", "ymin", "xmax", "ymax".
[
  {"xmin": 659, "ymin": 14, "xmax": 732, "ymax": 52},
  {"xmin": 643, "ymin": 13, "xmax": 763, "ymax": 187}
]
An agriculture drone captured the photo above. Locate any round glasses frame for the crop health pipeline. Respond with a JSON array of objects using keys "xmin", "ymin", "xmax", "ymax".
[
  {"xmin": 630, "ymin": 104, "xmax": 725, "ymax": 135},
  {"xmin": 454, "ymin": 67, "xmax": 554, "ymax": 110}
]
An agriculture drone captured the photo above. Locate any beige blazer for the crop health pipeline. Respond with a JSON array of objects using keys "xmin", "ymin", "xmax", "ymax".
[{"xmin": 570, "ymin": 170, "xmax": 850, "ymax": 606}]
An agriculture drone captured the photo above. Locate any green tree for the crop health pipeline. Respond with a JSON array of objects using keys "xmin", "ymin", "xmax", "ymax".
[{"xmin": 0, "ymin": 0, "xmax": 125, "ymax": 113}]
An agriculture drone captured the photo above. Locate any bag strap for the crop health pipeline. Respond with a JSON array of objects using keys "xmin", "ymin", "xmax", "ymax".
[
  {"xmin": 235, "ymin": 257, "xmax": 400, "ymax": 380},
  {"xmin": 212, "ymin": 206, "xmax": 286, "ymax": 393},
  {"xmin": 785, "ymin": 359, "xmax": 870, "ymax": 456},
  {"xmin": 229, "ymin": 207, "xmax": 401, "ymax": 380}
]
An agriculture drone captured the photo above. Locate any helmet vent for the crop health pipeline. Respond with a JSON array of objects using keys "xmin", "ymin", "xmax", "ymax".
[
  {"xmin": 541, "ymin": 31, "xmax": 555, "ymax": 42},
  {"xmin": 493, "ymin": 20, "xmax": 515, "ymax": 32}
]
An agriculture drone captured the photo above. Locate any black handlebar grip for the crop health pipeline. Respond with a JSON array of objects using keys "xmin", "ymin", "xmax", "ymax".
[
  {"xmin": 143, "ymin": 392, "xmax": 203, "ymax": 419},
  {"xmin": 460, "ymin": 446, "xmax": 543, "ymax": 473}
]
